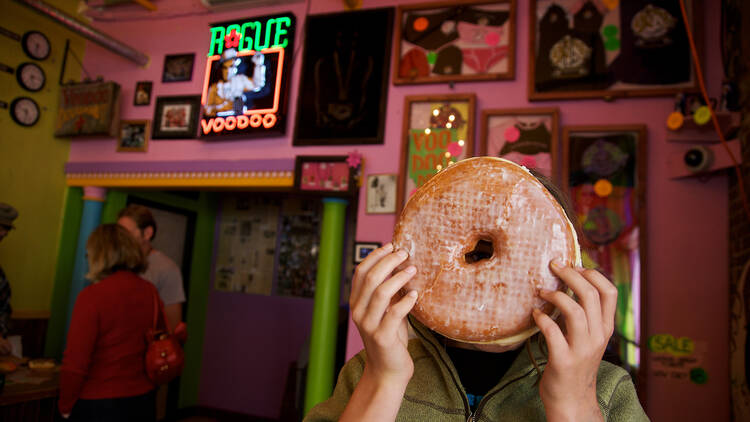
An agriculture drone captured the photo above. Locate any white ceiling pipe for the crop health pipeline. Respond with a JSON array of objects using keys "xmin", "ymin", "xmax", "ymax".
[{"xmin": 15, "ymin": 0, "xmax": 150, "ymax": 67}]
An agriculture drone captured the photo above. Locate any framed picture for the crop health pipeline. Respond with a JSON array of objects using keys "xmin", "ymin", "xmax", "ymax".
[
  {"xmin": 366, "ymin": 174, "xmax": 398, "ymax": 214},
  {"xmin": 293, "ymin": 8, "xmax": 394, "ymax": 146},
  {"xmin": 117, "ymin": 120, "xmax": 150, "ymax": 152},
  {"xmin": 393, "ymin": 0, "xmax": 516, "ymax": 85},
  {"xmin": 133, "ymin": 81, "xmax": 152, "ymax": 106},
  {"xmin": 397, "ymin": 93, "xmax": 476, "ymax": 215},
  {"xmin": 562, "ymin": 124, "xmax": 647, "ymax": 392},
  {"xmin": 162, "ymin": 53, "xmax": 195, "ymax": 82},
  {"xmin": 480, "ymin": 107, "xmax": 558, "ymax": 181},
  {"xmin": 354, "ymin": 242, "xmax": 382, "ymax": 264},
  {"xmin": 529, "ymin": 0, "xmax": 700, "ymax": 100},
  {"xmin": 152, "ymin": 95, "xmax": 201, "ymax": 139},
  {"xmin": 293, "ymin": 156, "xmax": 357, "ymax": 196}
]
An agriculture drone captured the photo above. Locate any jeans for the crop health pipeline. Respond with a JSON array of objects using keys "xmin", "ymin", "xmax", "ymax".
[{"xmin": 69, "ymin": 390, "xmax": 156, "ymax": 422}]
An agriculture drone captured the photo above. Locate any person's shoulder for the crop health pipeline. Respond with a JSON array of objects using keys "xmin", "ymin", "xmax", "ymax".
[
  {"xmin": 596, "ymin": 361, "xmax": 636, "ymax": 398},
  {"xmin": 150, "ymin": 250, "xmax": 180, "ymax": 269}
]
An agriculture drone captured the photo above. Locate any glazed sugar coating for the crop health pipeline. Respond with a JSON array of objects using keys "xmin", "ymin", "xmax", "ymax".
[{"xmin": 392, "ymin": 157, "xmax": 579, "ymax": 343}]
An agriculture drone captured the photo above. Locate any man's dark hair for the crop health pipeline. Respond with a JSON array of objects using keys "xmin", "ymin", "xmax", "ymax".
[{"xmin": 118, "ymin": 204, "xmax": 157, "ymax": 240}]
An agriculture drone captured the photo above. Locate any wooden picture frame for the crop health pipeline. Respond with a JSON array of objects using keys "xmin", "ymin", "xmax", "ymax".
[
  {"xmin": 133, "ymin": 81, "xmax": 152, "ymax": 106},
  {"xmin": 366, "ymin": 174, "xmax": 398, "ymax": 214},
  {"xmin": 393, "ymin": 0, "xmax": 516, "ymax": 85},
  {"xmin": 293, "ymin": 156, "xmax": 357, "ymax": 196},
  {"xmin": 162, "ymin": 53, "xmax": 195, "ymax": 83},
  {"xmin": 397, "ymin": 93, "xmax": 476, "ymax": 215},
  {"xmin": 480, "ymin": 107, "xmax": 559, "ymax": 181},
  {"xmin": 529, "ymin": 0, "xmax": 700, "ymax": 101},
  {"xmin": 151, "ymin": 95, "xmax": 201, "ymax": 139},
  {"xmin": 117, "ymin": 120, "xmax": 150, "ymax": 152},
  {"xmin": 293, "ymin": 8, "xmax": 394, "ymax": 146},
  {"xmin": 562, "ymin": 124, "xmax": 647, "ymax": 401},
  {"xmin": 354, "ymin": 242, "xmax": 382, "ymax": 264}
]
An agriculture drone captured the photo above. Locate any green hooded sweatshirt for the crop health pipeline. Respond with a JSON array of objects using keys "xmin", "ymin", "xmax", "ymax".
[{"xmin": 305, "ymin": 316, "xmax": 649, "ymax": 422}]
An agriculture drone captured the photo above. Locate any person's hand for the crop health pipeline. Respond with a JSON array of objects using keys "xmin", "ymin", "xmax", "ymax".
[
  {"xmin": 0, "ymin": 337, "xmax": 11, "ymax": 355},
  {"xmin": 61, "ymin": 413, "xmax": 70, "ymax": 419},
  {"xmin": 350, "ymin": 243, "xmax": 418, "ymax": 387},
  {"xmin": 531, "ymin": 260, "xmax": 618, "ymax": 422}
]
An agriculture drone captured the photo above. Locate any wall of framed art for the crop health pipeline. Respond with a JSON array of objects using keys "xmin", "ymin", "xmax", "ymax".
[{"xmin": 48, "ymin": 0, "xmax": 731, "ymax": 420}]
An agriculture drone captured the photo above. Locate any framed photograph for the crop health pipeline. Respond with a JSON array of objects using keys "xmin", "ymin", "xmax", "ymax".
[
  {"xmin": 354, "ymin": 242, "xmax": 382, "ymax": 264},
  {"xmin": 480, "ymin": 107, "xmax": 558, "ymax": 181},
  {"xmin": 293, "ymin": 8, "xmax": 394, "ymax": 146},
  {"xmin": 562, "ymin": 124, "xmax": 647, "ymax": 392},
  {"xmin": 152, "ymin": 95, "xmax": 201, "ymax": 139},
  {"xmin": 133, "ymin": 81, "xmax": 152, "ymax": 106},
  {"xmin": 117, "ymin": 120, "xmax": 150, "ymax": 152},
  {"xmin": 366, "ymin": 174, "xmax": 398, "ymax": 214},
  {"xmin": 397, "ymin": 93, "xmax": 476, "ymax": 215},
  {"xmin": 529, "ymin": 0, "xmax": 700, "ymax": 100},
  {"xmin": 162, "ymin": 53, "xmax": 195, "ymax": 82},
  {"xmin": 393, "ymin": 0, "xmax": 516, "ymax": 85},
  {"xmin": 293, "ymin": 156, "xmax": 357, "ymax": 196}
]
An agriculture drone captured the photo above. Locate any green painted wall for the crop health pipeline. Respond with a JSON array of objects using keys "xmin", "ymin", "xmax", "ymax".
[{"xmin": 0, "ymin": 0, "xmax": 85, "ymax": 312}]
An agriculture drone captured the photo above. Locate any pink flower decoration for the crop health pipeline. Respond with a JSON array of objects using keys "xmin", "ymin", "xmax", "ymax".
[
  {"xmin": 504, "ymin": 126, "xmax": 520, "ymax": 143},
  {"xmin": 485, "ymin": 31, "xmax": 501, "ymax": 46},
  {"xmin": 520, "ymin": 156, "xmax": 537, "ymax": 169},
  {"xmin": 447, "ymin": 142, "xmax": 463, "ymax": 157},
  {"xmin": 346, "ymin": 151, "xmax": 362, "ymax": 168}
]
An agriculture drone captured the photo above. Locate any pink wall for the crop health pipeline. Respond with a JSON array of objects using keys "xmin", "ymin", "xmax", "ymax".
[{"xmin": 72, "ymin": 0, "xmax": 729, "ymax": 420}]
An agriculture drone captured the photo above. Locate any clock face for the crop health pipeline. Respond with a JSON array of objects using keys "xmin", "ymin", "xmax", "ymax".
[
  {"xmin": 22, "ymin": 31, "xmax": 51, "ymax": 61},
  {"xmin": 17, "ymin": 62, "xmax": 45, "ymax": 92},
  {"xmin": 10, "ymin": 97, "xmax": 40, "ymax": 127}
]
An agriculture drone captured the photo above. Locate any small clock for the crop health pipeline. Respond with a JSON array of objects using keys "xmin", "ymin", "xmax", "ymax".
[
  {"xmin": 16, "ymin": 62, "xmax": 46, "ymax": 92},
  {"xmin": 10, "ymin": 97, "xmax": 40, "ymax": 127},
  {"xmin": 22, "ymin": 30, "xmax": 51, "ymax": 61}
]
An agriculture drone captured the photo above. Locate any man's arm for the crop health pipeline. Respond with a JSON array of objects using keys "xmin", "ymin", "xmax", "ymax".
[{"xmin": 164, "ymin": 303, "xmax": 182, "ymax": 330}]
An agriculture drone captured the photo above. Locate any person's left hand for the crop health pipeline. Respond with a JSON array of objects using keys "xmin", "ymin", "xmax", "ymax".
[{"xmin": 531, "ymin": 259, "xmax": 618, "ymax": 422}]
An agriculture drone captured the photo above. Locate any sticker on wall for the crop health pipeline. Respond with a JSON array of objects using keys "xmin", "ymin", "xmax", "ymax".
[
  {"xmin": 200, "ymin": 13, "xmax": 296, "ymax": 139},
  {"xmin": 648, "ymin": 333, "xmax": 708, "ymax": 384}
]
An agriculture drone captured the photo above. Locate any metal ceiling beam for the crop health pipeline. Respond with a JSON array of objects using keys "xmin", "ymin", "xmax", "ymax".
[{"xmin": 15, "ymin": 0, "xmax": 149, "ymax": 67}]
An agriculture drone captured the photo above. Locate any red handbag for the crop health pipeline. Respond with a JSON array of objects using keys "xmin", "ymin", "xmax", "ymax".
[{"xmin": 145, "ymin": 288, "xmax": 187, "ymax": 385}]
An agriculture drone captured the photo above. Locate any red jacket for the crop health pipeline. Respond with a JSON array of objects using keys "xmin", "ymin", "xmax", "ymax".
[{"xmin": 59, "ymin": 271, "xmax": 163, "ymax": 415}]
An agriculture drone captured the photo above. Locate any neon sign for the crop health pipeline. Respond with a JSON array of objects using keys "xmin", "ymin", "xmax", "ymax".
[{"xmin": 201, "ymin": 13, "xmax": 295, "ymax": 138}]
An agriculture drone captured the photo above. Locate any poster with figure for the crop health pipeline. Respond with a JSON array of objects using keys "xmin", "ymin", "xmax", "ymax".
[{"xmin": 293, "ymin": 8, "xmax": 394, "ymax": 146}]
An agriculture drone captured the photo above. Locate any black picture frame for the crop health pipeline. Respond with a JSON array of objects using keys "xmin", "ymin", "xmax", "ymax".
[
  {"xmin": 133, "ymin": 81, "xmax": 152, "ymax": 106},
  {"xmin": 152, "ymin": 95, "xmax": 201, "ymax": 139},
  {"xmin": 354, "ymin": 242, "xmax": 382, "ymax": 264},
  {"xmin": 293, "ymin": 155, "xmax": 357, "ymax": 197},
  {"xmin": 162, "ymin": 53, "xmax": 196, "ymax": 83},
  {"xmin": 293, "ymin": 7, "xmax": 394, "ymax": 146}
]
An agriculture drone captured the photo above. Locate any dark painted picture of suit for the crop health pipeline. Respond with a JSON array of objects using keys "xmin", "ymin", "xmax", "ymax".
[{"xmin": 293, "ymin": 8, "xmax": 394, "ymax": 146}]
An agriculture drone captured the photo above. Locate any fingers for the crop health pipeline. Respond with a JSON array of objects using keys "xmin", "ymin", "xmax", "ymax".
[
  {"xmin": 351, "ymin": 245, "xmax": 412, "ymax": 328},
  {"xmin": 351, "ymin": 243, "xmax": 394, "ymax": 301},
  {"xmin": 550, "ymin": 260, "xmax": 602, "ymax": 337},
  {"xmin": 576, "ymin": 267, "xmax": 618, "ymax": 337},
  {"xmin": 360, "ymin": 265, "xmax": 417, "ymax": 334},
  {"xmin": 378, "ymin": 290, "xmax": 418, "ymax": 338},
  {"xmin": 532, "ymin": 308, "xmax": 568, "ymax": 360},
  {"xmin": 539, "ymin": 289, "xmax": 588, "ymax": 346}
]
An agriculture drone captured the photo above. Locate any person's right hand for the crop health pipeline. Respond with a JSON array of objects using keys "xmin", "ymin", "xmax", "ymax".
[{"xmin": 350, "ymin": 243, "xmax": 418, "ymax": 386}]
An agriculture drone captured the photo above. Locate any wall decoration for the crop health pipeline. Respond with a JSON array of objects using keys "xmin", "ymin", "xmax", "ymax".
[
  {"xmin": 562, "ymin": 124, "xmax": 646, "ymax": 389},
  {"xmin": 54, "ymin": 81, "xmax": 120, "ymax": 137},
  {"xmin": 293, "ymin": 8, "xmax": 393, "ymax": 146},
  {"xmin": 397, "ymin": 93, "xmax": 476, "ymax": 214},
  {"xmin": 354, "ymin": 242, "xmax": 382, "ymax": 264},
  {"xmin": 366, "ymin": 174, "xmax": 398, "ymax": 214},
  {"xmin": 529, "ymin": 0, "xmax": 699, "ymax": 100},
  {"xmin": 133, "ymin": 81, "xmax": 152, "ymax": 106},
  {"xmin": 200, "ymin": 13, "xmax": 296, "ymax": 138},
  {"xmin": 10, "ymin": 97, "xmax": 40, "ymax": 127},
  {"xmin": 162, "ymin": 53, "xmax": 195, "ymax": 82},
  {"xmin": 117, "ymin": 120, "xmax": 150, "ymax": 152},
  {"xmin": 152, "ymin": 95, "xmax": 201, "ymax": 139},
  {"xmin": 393, "ymin": 0, "xmax": 516, "ymax": 85},
  {"xmin": 293, "ymin": 156, "xmax": 356, "ymax": 196},
  {"xmin": 480, "ymin": 107, "xmax": 558, "ymax": 180},
  {"xmin": 16, "ymin": 62, "xmax": 45, "ymax": 92},
  {"xmin": 21, "ymin": 30, "xmax": 50, "ymax": 61}
]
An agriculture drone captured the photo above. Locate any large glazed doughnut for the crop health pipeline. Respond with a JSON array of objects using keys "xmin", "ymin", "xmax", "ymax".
[{"xmin": 392, "ymin": 157, "xmax": 581, "ymax": 345}]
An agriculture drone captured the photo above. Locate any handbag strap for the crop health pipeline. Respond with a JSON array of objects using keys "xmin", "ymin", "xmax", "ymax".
[{"xmin": 151, "ymin": 287, "xmax": 172, "ymax": 333}]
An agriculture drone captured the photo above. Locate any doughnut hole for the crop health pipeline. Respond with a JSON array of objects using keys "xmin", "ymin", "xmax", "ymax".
[{"xmin": 463, "ymin": 232, "xmax": 506, "ymax": 265}]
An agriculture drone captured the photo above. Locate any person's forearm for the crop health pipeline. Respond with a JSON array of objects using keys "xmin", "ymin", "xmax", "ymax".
[
  {"xmin": 339, "ymin": 367, "xmax": 409, "ymax": 422},
  {"xmin": 164, "ymin": 303, "xmax": 182, "ymax": 330}
]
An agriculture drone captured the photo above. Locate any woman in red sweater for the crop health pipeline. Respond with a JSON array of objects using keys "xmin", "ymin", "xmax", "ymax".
[{"xmin": 60, "ymin": 223, "xmax": 164, "ymax": 421}]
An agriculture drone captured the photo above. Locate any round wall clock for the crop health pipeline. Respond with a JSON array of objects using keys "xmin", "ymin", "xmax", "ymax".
[
  {"xmin": 10, "ymin": 97, "xmax": 40, "ymax": 127},
  {"xmin": 22, "ymin": 30, "xmax": 51, "ymax": 61},
  {"xmin": 16, "ymin": 62, "xmax": 46, "ymax": 92}
]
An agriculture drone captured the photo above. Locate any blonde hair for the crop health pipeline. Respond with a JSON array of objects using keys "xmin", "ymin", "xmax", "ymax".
[{"xmin": 86, "ymin": 224, "xmax": 147, "ymax": 282}]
